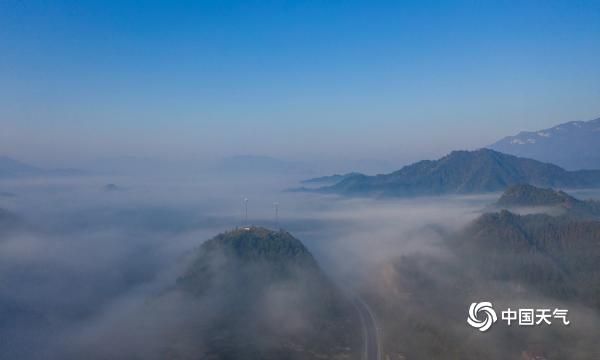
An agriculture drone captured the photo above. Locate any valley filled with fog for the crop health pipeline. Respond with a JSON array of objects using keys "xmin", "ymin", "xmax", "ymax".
[
  {"xmin": 0, "ymin": 171, "xmax": 479, "ymax": 357},
  {"xmin": 4, "ymin": 169, "xmax": 599, "ymax": 359}
]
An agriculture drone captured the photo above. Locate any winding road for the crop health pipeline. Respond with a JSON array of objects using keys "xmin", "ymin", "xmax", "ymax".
[{"xmin": 352, "ymin": 296, "xmax": 383, "ymax": 360}]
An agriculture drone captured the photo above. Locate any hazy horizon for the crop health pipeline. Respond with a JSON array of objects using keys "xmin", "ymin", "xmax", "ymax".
[{"xmin": 2, "ymin": 1, "xmax": 600, "ymax": 169}]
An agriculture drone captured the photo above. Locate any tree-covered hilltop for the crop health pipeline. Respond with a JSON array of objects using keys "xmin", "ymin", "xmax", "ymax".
[
  {"xmin": 369, "ymin": 210, "xmax": 600, "ymax": 360},
  {"xmin": 169, "ymin": 227, "xmax": 360, "ymax": 360},
  {"xmin": 497, "ymin": 183, "xmax": 575, "ymax": 207},
  {"xmin": 309, "ymin": 149, "xmax": 600, "ymax": 197},
  {"xmin": 179, "ymin": 227, "xmax": 320, "ymax": 288},
  {"xmin": 460, "ymin": 210, "xmax": 600, "ymax": 307},
  {"xmin": 496, "ymin": 184, "xmax": 600, "ymax": 219}
]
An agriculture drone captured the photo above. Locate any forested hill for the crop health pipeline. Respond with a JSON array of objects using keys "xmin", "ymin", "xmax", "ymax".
[
  {"xmin": 459, "ymin": 210, "xmax": 600, "ymax": 307},
  {"xmin": 309, "ymin": 149, "xmax": 600, "ymax": 197},
  {"xmin": 496, "ymin": 184, "xmax": 600, "ymax": 219},
  {"xmin": 169, "ymin": 227, "xmax": 360, "ymax": 360}
]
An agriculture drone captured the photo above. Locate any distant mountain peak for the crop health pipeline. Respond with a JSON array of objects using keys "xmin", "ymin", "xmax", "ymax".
[
  {"xmin": 307, "ymin": 149, "xmax": 600, "ymax": 197},
  {"xmin": 489, "ymin": 116, "xmax": 600, "ymax": 170},
  {"xmin": 0, "ymin": 156, "xmax": 86, "ymax": 178},
  {"xmin": 0, "ymin": 156, "xmax": 41, "ymax": 173}
]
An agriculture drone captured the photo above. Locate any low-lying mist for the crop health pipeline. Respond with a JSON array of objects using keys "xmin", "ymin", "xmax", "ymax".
[{"xmin": 2, "ymin": 172, "xmax": 599, "ymax": 358}]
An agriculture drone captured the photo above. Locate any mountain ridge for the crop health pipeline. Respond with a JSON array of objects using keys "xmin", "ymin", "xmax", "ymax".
[
  {"xmin": 495, "ymin": 184, "xmax": 600, "ymax": 219},
  {"xmin": 0, "ymin": 156, "xmax": 86, "ymax": 178},
  {"xmin": 307, "ymin": 149, "xmax": 600, "ymax": 197},
  {"xmin": 488, "ymin": 117, "xmax": 600, "ymax": 170}
]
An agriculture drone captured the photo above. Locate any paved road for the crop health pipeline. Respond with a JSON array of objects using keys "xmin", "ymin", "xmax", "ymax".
[{"xmin": 353, "ymin": 296, "xmax": 382, "ymax": 360}]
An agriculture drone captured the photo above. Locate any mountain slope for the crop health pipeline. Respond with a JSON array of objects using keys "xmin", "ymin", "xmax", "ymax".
[
  {"xmin": 497, "ymin": 184, "xmax": 576, "ymax": 207},
  {"xmin": 168, "ymin": 227, "xmax": 360, "ymax": 360},
  {"xmin": 496, "ymin": 184, "xmax": 600, "ymax": 219},
  {"xmin": 374, "ymin": 210, "xmax": 600, "ymax": 359},
  {"xmin": 459, "ymin": 210, "xmax": 600, "ymax": 307},
  {"xmin": 313, "ymin": 149, "xmax": 600, "ymax": 197},
  {"xmin": 488, "ymin": 117, "xmax": 600, "ymax": 170}
]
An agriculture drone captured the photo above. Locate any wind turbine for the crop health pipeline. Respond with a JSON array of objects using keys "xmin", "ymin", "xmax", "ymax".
[
  {"xmin": 273, "ymin": 202, "xmax": 279, "ymax": 229},
  {"xmin": 243, "ymin": 197, "xmax": 249, "ymax": 226},
  {"xmin": 240, "ymin": 196, "xmax": 249, "ymax": 227}
]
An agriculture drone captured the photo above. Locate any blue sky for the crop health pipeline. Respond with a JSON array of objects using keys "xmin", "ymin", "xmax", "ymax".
[{"xmin": 1, "ymin": 0, "xmax": 599, "ymax": 167}]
